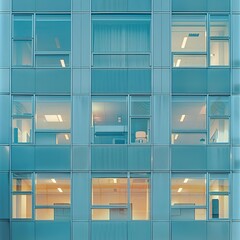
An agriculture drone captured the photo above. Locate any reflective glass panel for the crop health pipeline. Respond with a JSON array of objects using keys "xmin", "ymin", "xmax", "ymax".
[
  {"xmin": 36, "ymin": 96, "xmax": 71, "ymax": 130},
  {"xmin": 12, "ymin": 41, "xmax": 32, "ymax": 67},
  {"xmin": 210, "ymin": 40, "xmax": 229, "ymax": 66},
  {"xmin": 92, "ymin": 178, "xmax": 128, "ymax": 205},
  {"xmin": 172, "ymin": 15, "xmax": 207, "ymax": 52},
  {"xmin": 210, "ymin": 174, "xmax": 229, "ymax": 192},
  {"xmin": 13, "ymin": 15, "xmax": 32, "ymax": 39},
  {"xmin": 12, "ymin": 173, "xmax": 32, "ymax": 192},
  {"xmin": 92, "ymin": 96, "xmax": 128, "ymax": 144},
  {"xmin": 209, "ymin": 195, "xmax": 229, "ymax": 219},
  {"xmin": 12, "ymin": 195, "xmax": 32, "ymax": 219},
  {"xmin": 130, "ymin": 178, "xmax": 149, "ymax": 220},
  {"xmin": 173, "ymin": 55, "xmax": 207, "ymax": 68},
  {"xmin": 209, "ymin": 96, "xmax": 230, "ymax": 116},
  {"xmin": 171, "ymin": 133, "xmax": 207, "ymax": 145},
  {"xmin": 171, "ymin": 174, "xmax": 206, "ymax": 206},
  {"xmin": 131, "ymin": 96, "xmax": 150, "ymax": 116},
  {"xmin": 210, "ymin": 16, "xmax": 229, "ymax": 37},
  {"xmin": 12, "ymin": 96, "xmax": 33, "ymax": 116},
  {"xmin": 172, "ymin": 97, "xmax": 206, "ymax": 130},
  {"xmin": 36, "ymin": 15, "xmax": 70, "ymax": 52},
  {"xmin": 209, "ymin": 119, "xmax": 229, "ymax": 143},
  {"xmin": 12, "ymin": 118, "xmax": 32, "ymax": 143},
  {"xmin": 36, "ymin": 173, "xmax": 71, "ymax": 206},
  {"xmin": 131, "ymin": 118, "xmax": 150, "ymax": 144}
]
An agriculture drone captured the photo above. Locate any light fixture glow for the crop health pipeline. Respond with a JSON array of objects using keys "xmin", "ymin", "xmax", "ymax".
[
  {"xmin": 57, "ymin": 188, "xmax": 63, "ymax": 193},
  {"xmin": 178, "ymin": 188, "xmax": 183, "ymax": 193},
  {"xmin": 113, "ymin": 178, "xmax": 117, "ymax": 184},
  {"xmin": 65, "ymin": 134, "xmax": 69, "ymax": 140},
  {"xmin": 51, "ymin": 178, "xmax": 56, "ymax": 183},
  {"xmin": 180, "ymin": 114, "xmax": 186, "ymax": 122},
  {"xmin": 176, "ymin": 59, "xmax": 181, "ymax": 67},
  {"xmin": 174, "ymin": 134, "xmax": 179, "ymax": 140},
  {"xmin": 45, "ymin": 115, "xmax": 59, "ymax": 122},
  {"xmin": 60, "ymin": 59, "xmax": 66, "ymax": 68},
  {"xmin": 181, "ymin": 37, "xmax": 188, "ymax": 49},
  {"xmin": 184, "ymin": 178, "xmax": 189, "ymax": 183},
  {"xmin": 57, "ymin": 115, "xmax": 63, "ymax": 122}
]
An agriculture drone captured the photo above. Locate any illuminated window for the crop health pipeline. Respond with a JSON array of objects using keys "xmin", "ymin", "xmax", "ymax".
[{"xmin": 92, "ymin": 174, "xmax": 150, "ymax": 220}]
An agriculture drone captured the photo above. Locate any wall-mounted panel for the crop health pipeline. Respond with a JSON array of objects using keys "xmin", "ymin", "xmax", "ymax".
[
  {"xmin": 0, "ymin": 146, "xmax": 9, "ymax": 171},
  {"xmin": 35, "ymin": 146, "xmax": 71, "ymax": 170},
  {"xmin": 207, "ymin": 222, "xmax": 230, "ymax": 240},
  {"xmin": 172, "ymin": 221, "xmax": 207, "ymax": 240},
  {"xmin": 12, "ymin": 222, "xmax": 34, "ymax": 240},
  {"xmin": 11, "ymin": 146, "xmax": 34, "ymax": 170},
  {"xmin": 171, "ymin": 146, "xmax": 207, "ymax": 170}
]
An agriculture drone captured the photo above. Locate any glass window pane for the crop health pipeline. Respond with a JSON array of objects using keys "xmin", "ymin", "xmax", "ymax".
[
  {"xmin": 209, "ymin": 119, "xmax": 229, "ymax": 143},
  {"xmin": 12, "ymin": 96, "xmax": 33, "ymax": 116},
  {"xmin": 172, "ymin": 97, "xmax": 206, "ymax": 131},
  {"xmin": 36, "ymin": 173, "xmax": 71, "ymax": 206},
  {"xmin": 171, "ymin": 133, "xmax": 207, "ymax": 145},
  {"xmin": 12, "ymin": 173, "xmax": 32, "ymax": 192},
  {"xmin": 209, "ymin": 97, "xmax": 230, "ymax": 116},
  {"xmin": 92, "ymin": 96, "xmax": 128, "ymax": 144},
  {"xmin": 12, "ymin": 41, "xmax": 32, "ymax": 67},
  {"xmin": 210, "ymin": 15, "xmax": 229, "ymax": 37},
  {"xmin": 131, "ymin": 96, "xmax": 150, "ymax": 116},
  {"xmin": 210, "ymin": 40, "xmax": 229, "ymax": 66},
  {"xmin": 131, "ymin": 118, "xmax": 150, "ymax": 143},
  {"xmin": 210, "ymin": 174, "xmax": 229, "ymax": 192},
  {"xmin": 173, "ymin": 55, "xmax": 207, "ymax": 68},
  {"xmin": 13, "ymin": 15, "xmax": 32, "ymax": 39},
  {"xmin": 130, "ymin": 178, "xmax": 149, "ymax": 220},
  {"xmin": 92, "ymin": 208, "xmax": 128, "ymax": 220},
  {"xmin": 171, "ymin": 207, "xmax": 206, "ymax": 220},
  {"xmin": 36, "ymin": 208, "xmax": 70, "ymax": 220},
  {"xmin": 12, "ymin": 195, "xmax": 32, "ymax": 218},
  {"xmin": 36, "ymin": 15, "xmax": 71, "ymax": 52},
  {"xmin": 12, "ymin": 118, "xmax": 32, "ymax": 143},
  {"xmin": 35, "ymin": 132, "xmax": 71, "ymax": 145},
  {"xmin": 92, "ymin": 178, "xmax": 128, "ymax": 205},
  {"xmin": 92, "ymin": 15, "xmax": 150, "ymax": 53},
  {"xmin": 171, "ymin": 174, "xmax": 206, "ymax": 206},
  {"xmin": 36, "ymin": 55, "xmax": 69, "ymax": 68},
  {"xmin": 36, "ymin": 96, "xmax": 71, "ymax": 130},
  {"xmin": 172, "ymin": 15, "xmax": 207, "ymax": 52},
  {"xmin": 209, "ymin": 195, "xmax": 229, "ymax": 219}
]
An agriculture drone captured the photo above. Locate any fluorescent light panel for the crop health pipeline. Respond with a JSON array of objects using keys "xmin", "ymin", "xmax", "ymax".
[
  {"xmin": 184, "ymin": 178, "xmax": 189, "ymax": 183},
  {"xmin": 174, "ymin": 134, "xmax": 179, "ymax": 140},
  {"xmin": 57, "ymin": 188, "xmax": 63, "ymax": 193},
  {"xmin": 113, "ymin": 178, "xmax": 117, "ymax": 184},
  {"xmin": 181, "ymin": 37, "xmax": 188, "ymax": 49},
  {"xmin": 176, "ymin": 59, "xmax": 181, "ymax": 67},
  {"xmin": 180, "ymin": 114, "xmax": 186, "ymax": 122},
  {"xmin": 178, "ymin": 188, "xmax": 183, "ymax": 193},
  {"xmin": 44, "ymin": 115, "xmax": 63, "ymax": 122},
  {"xmin": 60, "ymin": 59, "xmax": 66, "ymax": 68},
  {"xmin": 65, "ymin": 134, "xmax": 69, "ymax": 140},
  {"xmin": 51, "ymin": 178, "xmax": 56, "ymax": 183}
]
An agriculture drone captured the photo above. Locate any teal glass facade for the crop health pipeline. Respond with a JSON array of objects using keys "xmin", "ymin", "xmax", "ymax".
[{"xmin": 0, "ymin": 0, "xmax": 239, "ymax": 239}]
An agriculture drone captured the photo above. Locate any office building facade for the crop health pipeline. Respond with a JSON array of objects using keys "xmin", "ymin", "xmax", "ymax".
[{"xmin": 0, "ymin": 0, "xmax": 240, "ymax": 239}]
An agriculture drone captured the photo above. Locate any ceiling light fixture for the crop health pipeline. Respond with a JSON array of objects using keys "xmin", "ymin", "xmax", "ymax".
[
  {"xmin": 176, "ymin": 59, "xmax": 181, "ymax": 67},
  {"xmin": 57, "ymin": 188, "xmax": 63, "ymax": 193},
  {"xmin": 184, "ymin": 178, "xmax": 189, "ymax": 183},
  {"xmin": 60, "ymin": 59, "xmax": 66, "ymax": 68},
  {"xmin": 181, "ymin": 37, "xmax": 188, "ymax": 49},
  {"xmin": 51, "ymin": 178, "xmax": 56, "ymax": 183},
  {"xmin": 180, "ymin": 114, "xmax": 186, "ymax": 122},
  {"xmin": 65, "ymin": 134, "xmax": 69, "ymax": 140},
  {"xmin": 174, "ymin": 134, "xmax": 179, "ymax": 140},
  {"xmin": 178, "ymin": 188, "xmax": 183, "ymax": 193}
]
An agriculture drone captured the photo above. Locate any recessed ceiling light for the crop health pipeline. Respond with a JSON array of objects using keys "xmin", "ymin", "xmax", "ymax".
[
  {"xmin": 180, "ymin": 114, "xmax": 186, "ymax": 122},
  {"xmin": 174, "ymin": 134, "xmax": 179, "ymax": 140},
  {"xmin": 57, "ymin": 188, "xmax": 63, "ymax": 193},
  {"xmin": 60, "ymin": 59, "xmax": 66, "ymax": 68},
  {"xmin": 65, "ymin": 134, "xmax": 69, "ymax": 140},
  {"xmin": 184, "ymin": 178, "xmax": 189, "ymax": 183},
  {"xmin": 176, "ymin": 59, "xmax": 181, "ymax": 67},
  {"xmin": 51, "ymin": 178, "xmax": 56, "ymax": 183},
  {"xmin": 181, "ymin": 37, "xmax": 188, "ymax": 48},
  {"xmin": 178, "ymin": 188, "xmax": 183, "ymax": 193}
]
